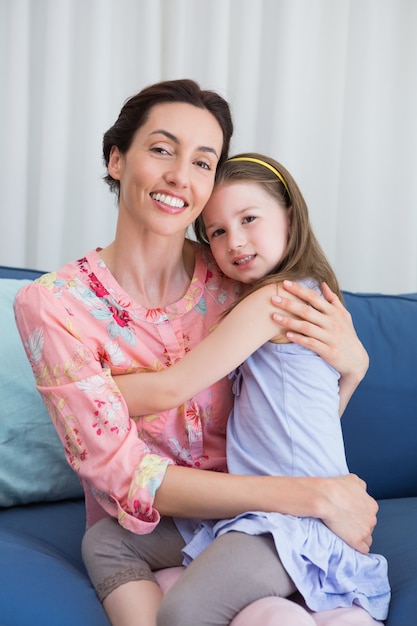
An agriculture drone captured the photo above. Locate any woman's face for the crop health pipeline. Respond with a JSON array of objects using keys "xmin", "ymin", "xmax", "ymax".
[
  {"xmin": 108, "ymin": 102, "xmax": 224, "ymax": 237},
  {"xmin": 203, "ymin": 181, "xmax": 291, "ymax": 284}
]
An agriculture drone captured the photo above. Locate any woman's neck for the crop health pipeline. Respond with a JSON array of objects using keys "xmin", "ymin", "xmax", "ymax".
[{"xmin": 100, "ymin": 235, "xmax": 196, "ymax": 310}]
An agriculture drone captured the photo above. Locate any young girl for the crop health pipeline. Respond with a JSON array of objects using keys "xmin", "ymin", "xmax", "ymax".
[{"xmin": 116, "ymin": 153, "xmax": 390, "ymax": 622}]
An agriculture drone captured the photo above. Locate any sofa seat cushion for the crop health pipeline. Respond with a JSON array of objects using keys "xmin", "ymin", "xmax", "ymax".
[
  {"xmin": 372, "ymin": 497, "xmax": 417, "ymax": 626},
  {"xmin": 2, "ymin": 496, "xmax": 417, "ymax": 626},
  {"xmin": 0, "ymin": 499, "xmax": 110, "ymax": 626}
]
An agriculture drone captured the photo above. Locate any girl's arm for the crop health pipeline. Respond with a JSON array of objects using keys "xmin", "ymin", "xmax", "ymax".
[
  {"xmin": 117, "ymin": 283, "xmax": 284, "ymax": 416},
  {"xmin": 271, "ymin": 280, "xmax": 369, "ymax": 415}
]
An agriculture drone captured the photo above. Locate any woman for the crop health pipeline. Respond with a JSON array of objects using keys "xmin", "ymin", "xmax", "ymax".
[{"xmin": 14, "ymin": 79, "xmax": 374, "ymax": 626}]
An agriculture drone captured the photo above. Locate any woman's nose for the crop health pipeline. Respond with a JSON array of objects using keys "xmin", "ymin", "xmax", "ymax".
[{"xmin": 164, "ymin": 159, "xmax": 189, "ymax": 188}]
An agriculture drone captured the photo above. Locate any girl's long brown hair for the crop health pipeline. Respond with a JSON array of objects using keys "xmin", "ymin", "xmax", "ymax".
[{"xmin": 193, "ymin": 152, "xmax": 342, "ymax": 309}]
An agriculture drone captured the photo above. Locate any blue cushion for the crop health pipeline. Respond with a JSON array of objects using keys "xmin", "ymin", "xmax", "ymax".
[
  {"xmin": 0, "ymin": 499, "xmax": 110, "ymax": 625},
  {"xmin": 342, "ymin": 292, "xmax": 417, "ymax": 500},
  {"xmin": 372, "ymin": 497, "xmax": 417, "ymax": 626},
  {"xmin": 0, "ymin": 277, "xmax": 83, "ymax": 506},
  {"xmin": 0, "ymin": 265, "xmax": 46, "ymax": 280}
]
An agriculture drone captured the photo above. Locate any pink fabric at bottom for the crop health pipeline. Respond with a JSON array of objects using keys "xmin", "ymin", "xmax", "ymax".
[
  {"xmin": 231, "ymin": 596, "xmax": 316, "ymax": 626},
  {"xmin": 232, "ymin": 597, "xmax": 384, "ymax": 626},
  {"xmin": 308, "ymin": 603, "xmax": 383, "ymax": 625},
  {"xmin": 154, "ymin": 567, "xmax": 384, "ymax": 625},
  {"xmin": 154, "ymin": 567, "xmax": 185, "ymax": 594}
]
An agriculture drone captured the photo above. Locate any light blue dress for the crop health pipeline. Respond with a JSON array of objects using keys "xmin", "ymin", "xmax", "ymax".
[{"xmin": 180, "ymin": 283, "xmax": 391, "ymax": 620}]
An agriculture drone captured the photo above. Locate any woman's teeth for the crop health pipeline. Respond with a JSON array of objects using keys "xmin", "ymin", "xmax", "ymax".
[{"xmin": 151, "ymin": 193, "xmax": 185, "ymax": 208}]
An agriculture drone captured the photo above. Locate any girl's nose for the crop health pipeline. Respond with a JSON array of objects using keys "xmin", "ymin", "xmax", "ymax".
[{"xmin": 227, "ymin": 231, "xmax": 245, "ymax": 251}]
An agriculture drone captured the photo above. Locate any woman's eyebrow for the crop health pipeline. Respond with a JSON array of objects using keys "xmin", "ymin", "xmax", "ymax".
[
  {"xmin": 150, "ymin": 129, "xmax": 179, "ymax": 143},
  {"xmin": 150, "ymin": 129, "xmax": 219, "ymax": 158}
]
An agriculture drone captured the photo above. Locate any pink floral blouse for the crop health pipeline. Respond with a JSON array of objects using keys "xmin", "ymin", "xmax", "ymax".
[{"xmin": 14, "ymin": 244, "xmax": 241, "ymax": 534}]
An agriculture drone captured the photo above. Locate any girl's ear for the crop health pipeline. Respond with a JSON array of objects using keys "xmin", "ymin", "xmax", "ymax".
[{"xmin": 108, "ymin": 146, "xmax": 122, "ymax": 180}]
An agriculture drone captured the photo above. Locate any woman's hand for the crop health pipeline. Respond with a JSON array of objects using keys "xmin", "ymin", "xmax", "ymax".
[
  {"xmin": 317, "ymin": 473, "xmax": 378, "ymax": 554},
  {"xmin": 271, "ymin": 280, "xmax": 369, "ymax": 413}
]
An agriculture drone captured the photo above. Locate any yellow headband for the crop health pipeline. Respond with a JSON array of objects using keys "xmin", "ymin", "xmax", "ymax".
[{"xmin": 226, "ymin": 156, "xmax": 291, "ymax": 198}]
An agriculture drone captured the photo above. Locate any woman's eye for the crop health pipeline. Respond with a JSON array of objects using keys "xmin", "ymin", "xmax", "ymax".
[
  {"xmin": 242, "ymin": 215, "xmax": 256, "ymax": 224},
  {"xmin": 151, "ymin": 146, "xmax": 170, "ymax": 155},
  {"xmin": 195, "ymin": 160, "xmax": 211, "ymax": 170}
]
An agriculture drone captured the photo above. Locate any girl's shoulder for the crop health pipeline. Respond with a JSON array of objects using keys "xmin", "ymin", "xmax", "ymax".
[{"xmin": 298, "ymin": 277, "xmax": 322, "ymax": 295}]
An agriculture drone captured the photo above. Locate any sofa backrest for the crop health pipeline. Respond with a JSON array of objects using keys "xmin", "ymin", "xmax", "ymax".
[
  {"xmin": 0, "ymin": 266, "xmax": 84, "ymax": 507},
  {"xmin": 0, "ymin": 266, "xmax": 45, "ymax": 280},
  {"xmin": 342, "ymin": 291, "xmax": 417, "ymax": 500}
]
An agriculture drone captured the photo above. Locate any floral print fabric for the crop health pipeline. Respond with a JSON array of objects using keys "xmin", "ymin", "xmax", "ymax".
[{"xmin": 14, "ymin": 244, "xmax": 240, "ymax": 534}]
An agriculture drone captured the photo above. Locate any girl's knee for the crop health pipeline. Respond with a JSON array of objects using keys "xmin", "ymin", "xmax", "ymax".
[
  {"xmin": 157, "ymin": 589, "xmax": 191, "ymax": 626},
  {"xmin": 158, "ymin": 592, "xmax": 317, "ymax": 626},
  {"xmin": 157, "ymin": 577, "xmax": 222, "ymax": 626}
]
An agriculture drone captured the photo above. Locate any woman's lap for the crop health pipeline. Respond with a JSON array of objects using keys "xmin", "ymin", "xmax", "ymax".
[{"xmin": 83, "ymin": 518, "xmax": 383, "ymax": 625}]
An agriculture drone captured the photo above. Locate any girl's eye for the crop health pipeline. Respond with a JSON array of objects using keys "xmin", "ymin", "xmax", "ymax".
[
  {"xmin": 210, "ymin": 228, "xmax": 225, "ymax": 239},
  {"xmin": 242, "ymin": 215, "xmax": 256, "ymax": 224}
]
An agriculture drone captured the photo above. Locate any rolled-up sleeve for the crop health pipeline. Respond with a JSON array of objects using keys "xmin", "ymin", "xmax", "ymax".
[{"xmin": 14, "ymin": 280, "xmax": 173, "ymax": 534}]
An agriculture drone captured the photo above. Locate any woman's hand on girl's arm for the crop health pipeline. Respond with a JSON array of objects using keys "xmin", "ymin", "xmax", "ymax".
[{"xmin": 271, "ymin": 280, "xmax": 369, "ymax": 414}]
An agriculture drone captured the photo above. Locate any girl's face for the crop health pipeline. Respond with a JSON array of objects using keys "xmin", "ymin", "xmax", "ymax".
[
  {"xmin": 203, "ymin": 181, "xmax": 291, "ymax": 284},
  {"xmin": 108, "ymin": 102, "xmax": 224, "ymax": 237}
]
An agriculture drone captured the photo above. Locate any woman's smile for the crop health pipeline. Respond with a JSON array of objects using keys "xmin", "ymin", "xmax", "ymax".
[{"xmin": 150, "ymin": 192, "xmax": 187, "ymax": 210}]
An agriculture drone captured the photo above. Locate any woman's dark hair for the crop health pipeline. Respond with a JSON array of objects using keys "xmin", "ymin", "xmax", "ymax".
[{"xmin": 103, "ymin": 79, "xmax": 233, "ymax": 195}]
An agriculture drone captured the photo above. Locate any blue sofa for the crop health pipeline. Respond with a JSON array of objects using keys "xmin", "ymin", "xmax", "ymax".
[{"xmin": 1, "ymin": 265, "xmax": 417, "ymax": 626}]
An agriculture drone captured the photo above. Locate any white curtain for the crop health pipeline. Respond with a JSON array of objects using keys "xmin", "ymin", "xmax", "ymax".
[{"xmin": 1, "ymin": 0, "xmax": 416, "ymax": 293}]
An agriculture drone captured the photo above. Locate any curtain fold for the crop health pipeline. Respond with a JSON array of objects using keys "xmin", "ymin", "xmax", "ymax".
[{"xmin": 1, "ymin": 0, "xmax": 416, "ymax": 292}]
